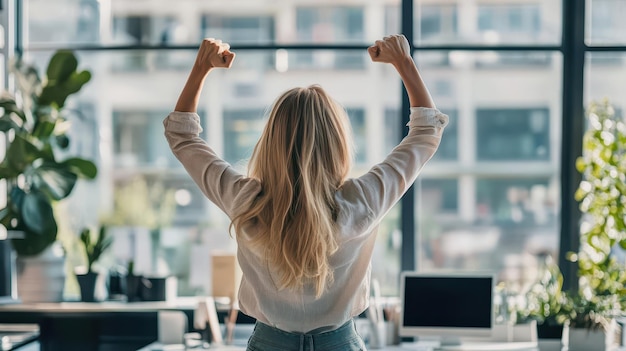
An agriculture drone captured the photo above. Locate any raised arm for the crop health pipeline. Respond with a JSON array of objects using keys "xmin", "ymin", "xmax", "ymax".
[
  {"xmin": 342, "ymin": 34, "xmax": 447, "ymax": 229},
  {"xmin": 165, "ymin": 39, "xmax": 259, "ymax": 219},
  {"xmin": 368, "ymin": 34, "xmax": 435, "ymax": 109},
  {"xmin": 175, "ymin": 38, "xmax": 235, "ymax": 112}
]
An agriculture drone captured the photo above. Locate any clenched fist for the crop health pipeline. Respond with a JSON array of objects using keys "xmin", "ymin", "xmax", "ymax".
[
  {"xmin": 368, "ymin": 34, "xmax": 411, "ymax": 66},
  {"xmin": 193, "ymin": 38, "xmax": 236, "ymax": 72}
]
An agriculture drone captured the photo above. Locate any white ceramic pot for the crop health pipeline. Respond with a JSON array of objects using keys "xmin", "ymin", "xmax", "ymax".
[
  {"xmin": 16, "ymin": 243, "xmax": 66, "ymax": 302},
  {"xmin": 562, "ymin": 319, "xmax": 619, "ymax": 351}
]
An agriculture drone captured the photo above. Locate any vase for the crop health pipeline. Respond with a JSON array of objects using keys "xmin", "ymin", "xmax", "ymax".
[
  {"xmin": 16, "ymin": 243, "xmax": 66, "ymax": 302},
  {"xmin": 76, "ymin": 272, "xmax": 99, "ymax": 302}
]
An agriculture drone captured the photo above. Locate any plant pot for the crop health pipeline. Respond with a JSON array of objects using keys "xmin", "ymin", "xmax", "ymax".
[
  {"xmin": 536, "ymin": 320, "xmax": 564, "ymax": 351},
  {"xmin": 16, "ymin": 243, "xmax": 66, "ymax": 302},
  {"xmin": 562, "ymin": 319, "xmax": 619, "ymax": 351},
  {"xmin": 125, "ymin": 274, "xmax": 143, "ymax": 302},
  {"xmin": 141, "ymin": 276, "xmax": 177, "ymax": 302},
  {"xmin": 76, "ymin": 272, "xmax": 99, "ymax": 302},
  {"xmin": 537, "ymin": 320, "xmax": 564, "ymax": 339}
]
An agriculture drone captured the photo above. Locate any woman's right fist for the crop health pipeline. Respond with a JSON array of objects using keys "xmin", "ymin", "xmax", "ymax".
[
  {"xmin": 194, "ymin": 38, "xmax": 236, "ymax": 71},
  {"xmin": 368, "ymin": 34, "xmax": 411, "ymax": 65}
]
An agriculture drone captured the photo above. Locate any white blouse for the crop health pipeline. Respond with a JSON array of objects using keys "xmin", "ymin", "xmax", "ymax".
[{"xmin": 164, "ymin": 106, "xmax": 448, "ymax": 333}]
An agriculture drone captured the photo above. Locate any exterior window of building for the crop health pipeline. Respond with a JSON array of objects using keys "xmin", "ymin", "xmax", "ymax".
[
  {"xmin": 346, "ymin": 108, "xmax": 367, "ymax": 164},
  {"xmin": 293, "ymin": 6, "xmax": 365, "ymax": 70},
  {"xmin": 384, "ymin": 108, "xmax": 401, "ymax": 155},
  {"xmin": 476, "ymin": 108, "xmax": 550, "ymax": 161},
  {"xmin": 587, "ymin": 52, "xmax": 626, "ymax": 122},
  {"xmin": 476, "ymin": 178, "xmax": 556, "ymax": 226},
  {"xmin": 417, "ymin": 4, "xmax": 458, "ymax": 43},
  {"xmin": 417, "ymin": 178, "xmax": 459, "ymax": 270},
  {"xmin": 421, "ymin": 178, "xmax": 459, "ymax": 214},
  {"xmin": 420, "ymin": 176, "xmax": 558, "ymax": 276},
  {"xmin": 202, "ymin": 15, "xmax": 275, "ymax": 70},
  {"xmin": 27, "ymin": 0, "xmax": 100, "ymax": 45},
  {"xmin": 587, "ymin": 0, "xmax": 626, "ymax": 45},
  {"xmin": 477, "ymin": 4, "xmax": 541, "ymax": 42},
  {"xmin": 112, "ymin": 16, "xmax": 194, "ymax": 71},
  {"xmin": 385, "ymin": 5, "xmax": 401, "ymax": 36},
  {"xmin": 223, "ymin": 109, "xmax": 266, "ymax": 164},
  {"xmin": 201, "ymin": 15, "xmax": 275, "ymax": 44},
  {"xmin": 113, "ymin": 110, "xmax": 192, "ymax": 169}
]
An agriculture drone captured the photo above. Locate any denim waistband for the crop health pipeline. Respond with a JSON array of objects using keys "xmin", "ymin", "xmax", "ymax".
[{"xmin": 248, "ymin": 319, "xmax": 364, "ymax": 351}]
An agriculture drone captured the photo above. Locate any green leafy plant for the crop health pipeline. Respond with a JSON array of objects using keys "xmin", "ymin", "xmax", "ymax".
[
  {"xmin": 0, "ymin": 51, "xmax": 97, "ymax": 256},
  {"xmin": 79, "ymin": 226, "xmax": 113, "ymax": 274},
  {"xmin": 518, "ymin": 254, "xmax": 567, "ymax": 326},
  {"xmin": 568, "ymin": 98, "xmax": 626, "ymax": 330}
]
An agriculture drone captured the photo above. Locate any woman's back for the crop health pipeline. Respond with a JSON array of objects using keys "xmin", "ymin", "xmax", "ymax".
[
  {"xmin": 232, "ymin": 86, "xmax": 353, "ymax": 300},
  {"xmin": 164, "ymin": 34, "xmax": 448, "ymax": 347}
]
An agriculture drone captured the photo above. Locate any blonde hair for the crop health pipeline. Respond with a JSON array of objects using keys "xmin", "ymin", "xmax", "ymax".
[{"xmin": 231, "ymin": 85, "xmax": 353, "ymax": 298}]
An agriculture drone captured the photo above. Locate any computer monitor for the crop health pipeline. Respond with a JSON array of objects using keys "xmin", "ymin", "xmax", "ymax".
[{"xmin": 400, "ymin": 272, "xmax": 495, "ymax": 345}]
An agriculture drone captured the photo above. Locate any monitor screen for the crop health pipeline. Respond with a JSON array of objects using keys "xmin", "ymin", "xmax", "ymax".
[{"xmin": 400, "ymin": 272, "xmax": 494, "ymax": 340}]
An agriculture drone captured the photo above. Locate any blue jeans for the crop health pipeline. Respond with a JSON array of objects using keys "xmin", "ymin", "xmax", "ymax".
[{"xmin": 246, "ymin": 319, "xmax": 367, "ymax": 351}]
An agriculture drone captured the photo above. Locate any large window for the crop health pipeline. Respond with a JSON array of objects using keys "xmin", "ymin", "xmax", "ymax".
[
  {"xmin": 417, "ymin": 4, "xmax": 458, "ymax": 43},
  {"xmin": 10, "ymin": 0, "xmax": 620, "ymax": 299},
  {"xmin": 292, "ymin": 6, "xmax": 366, "ymax": 70},
  {"xmin": 476, "ymin": 108, "xmax": 550, "ymax": 161}
]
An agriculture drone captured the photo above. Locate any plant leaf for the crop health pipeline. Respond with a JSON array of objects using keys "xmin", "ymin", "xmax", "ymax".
[
  {"xmin": 31, "ymin": 161, "xmax": 78, "ymax": 201},
  {"xmin": 46, "ymin": 50, "xmax": 78, "ymax": 83},
  {"xmin": 0, "ymin": 96, "xmax": 26, "ymax": 122},
  {"xmin": 62, "ymin": 158, "xmax": 97, "ymax": 179},
  {"xmin": 32, "ymin": 120, "xmax": 56, "ymax": 139},
  {"xmin": 20, "ymin": 190, "xmax": 57, "ymax": 237},
  {"xmin": 5, "ymin": 134, "xmax": 40, "ymax": 172}
]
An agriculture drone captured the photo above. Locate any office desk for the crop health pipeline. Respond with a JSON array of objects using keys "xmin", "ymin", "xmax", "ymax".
[
  {"xmin": 0, "ymin": 299, "xmax": 201, "ymax": 351},
  {"xmin": 137, "ymin": 341, "xmax": 554, "ymax": 351}
]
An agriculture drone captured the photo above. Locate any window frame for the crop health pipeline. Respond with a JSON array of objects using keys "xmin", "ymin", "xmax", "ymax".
[{"xmin": 8, "ymin": 0, "xmax": 617, "ymax": 292}]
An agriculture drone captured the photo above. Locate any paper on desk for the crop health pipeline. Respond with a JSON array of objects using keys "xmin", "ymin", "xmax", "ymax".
[{"xmin": 194, "ymin": 296, "xmax": 223, "ymax": 344}]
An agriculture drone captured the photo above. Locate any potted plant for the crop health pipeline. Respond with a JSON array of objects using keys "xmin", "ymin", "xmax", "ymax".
[
  {"xmin": 566, "ymin": 98, "xmax": 626, "ymax": 351},
  {"xmin": 519, "ymin": 253, "xmax": 567, "ymax": 340},
  {"xmin": 0, "ymin": 51, "xmax": 97, "ymax": 302},
  {"xmin": 76, "ymin": 226, "xmax": 112, "ymax": 302},
  {"xmin": 100, "ymin": 176, "xmax": 176, "ymax": 301}
]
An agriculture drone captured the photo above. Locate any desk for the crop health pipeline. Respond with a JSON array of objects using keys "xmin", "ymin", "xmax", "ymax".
[
  {"xmin": 0, "ymin": 299, "xmax": 201, "ymax": 351},
  {"xmin": 0, "ymin": 298, "xmax": 252, "ymax": 351},
  {"xmin": 137, "ymin": 341, "xmax": 556, "ymax": 351},
  {"xmin": 0, "ymin": 324, "xmax": 38, "ymax": 351}
]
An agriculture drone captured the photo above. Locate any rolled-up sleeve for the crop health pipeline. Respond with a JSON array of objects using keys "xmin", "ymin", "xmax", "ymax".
[
  {"xmin": 350, "ymin": 107, "xmax": 448, "ymax": 225},
  {"xmin": 163, "ymin": 111, "xmax": 259, "ymax": 218}
]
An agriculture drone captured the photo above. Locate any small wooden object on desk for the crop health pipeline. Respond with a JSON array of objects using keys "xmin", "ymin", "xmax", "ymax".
[{"xmin": 211, "ymin": 253, "xmax": 241, "ymax": 344}]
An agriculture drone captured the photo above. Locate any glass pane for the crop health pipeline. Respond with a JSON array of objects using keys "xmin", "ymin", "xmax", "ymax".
[
  {"xmin": 414, "ymin": 0, "xmax": 562, "ymax": 46},
  {"xmin": 295, "ymin": 6, "xmax": 364, "ymax": 44},
  {"xmin": 27, "ymin": 0, "xmax": 101, "ymax": 45},
  {"xmin": 25, "ymin": 48, "xmax": 401, "ymax": 297},
  {"xmin": 416, "ymin": 51, "xmax": 562, "ymax": 295},
  {"xmin": 586, "ymin": 52, "xmax": 626, "ymax": 116},
  {"xmin": 26, "ymin": 0, "xmax": 398, "ymax": 47},
  {"xmin": 476, "ymin": 108, "xmax": 550, "ymax": 161},
  {"xmin": 587, "ymin": 0, "xmax": 626, "ymax": 45}
]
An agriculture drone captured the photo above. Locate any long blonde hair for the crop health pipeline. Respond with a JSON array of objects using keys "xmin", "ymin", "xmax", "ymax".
[{"xmin": 232, "ymin": 85, "xmax": 353, "ymax": 297}]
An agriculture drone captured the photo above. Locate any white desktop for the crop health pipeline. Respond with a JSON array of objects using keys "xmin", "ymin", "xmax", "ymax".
[{"xmin": 399, "ymin": 272, "xmax": 538, "ymax": 351}]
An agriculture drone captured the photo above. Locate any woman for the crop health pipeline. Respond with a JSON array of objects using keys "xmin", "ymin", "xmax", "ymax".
[{"xmin": 164, "ymin": 34, "xmax": 448, "ymax": 351}]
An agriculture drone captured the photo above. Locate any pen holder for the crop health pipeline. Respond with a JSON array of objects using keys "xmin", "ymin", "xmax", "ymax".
[{"xmin": 368, "ymin": 319, "xmax": 387, "ymax": 349}]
